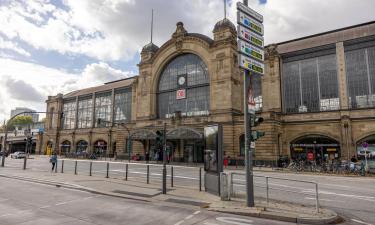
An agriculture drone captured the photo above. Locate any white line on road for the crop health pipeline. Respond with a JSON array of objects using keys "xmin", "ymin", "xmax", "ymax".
[
  {"xmin": 174, "ymin": 220, "xmax": 185, "ymax": 225},
  {"xmin": 216, "ymin": 217, "xmax": 253, "ymax": 225},
  {"xmin": 304, "ymin": 197, "xmax": 343, "ymax": 202},
  {"xmin": 351, "ymin": 219, "xmax": 374, "ymax": 225},
  {"xmin": 193, "ymin": 210, "xmax": 201, "ymax": 215},
  {"xmin": 185, "ymin": 215, "xmax": 194, "ymax": 220}
]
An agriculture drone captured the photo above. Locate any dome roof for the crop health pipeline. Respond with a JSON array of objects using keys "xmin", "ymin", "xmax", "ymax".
[
  {"xmin": 141, "ymin": 42, "xmax": 159, "ymax": 53},
  {"xmin": 213, "ymin": 18, "xmax": 236, "ymax": 33}
]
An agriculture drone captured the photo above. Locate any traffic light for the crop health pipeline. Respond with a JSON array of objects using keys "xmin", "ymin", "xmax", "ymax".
[
  {"xmin": 251, "ymin": 130, "xmax": 265, "ymax": 141},
  {"xmin": 250, "ymin": 115, "xmax": 265, "ymax": 141},
  {"xmin": 250, "ymin": 115, "xmax": 263, "ymax": 127},
  {"xmin": 156, "ymin": 130, "xmax": 164, "ymax": 145}
]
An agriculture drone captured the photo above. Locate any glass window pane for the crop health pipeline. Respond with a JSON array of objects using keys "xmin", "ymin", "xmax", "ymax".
[
  {"xmin": 346, "ymin": 48, "xmax": 370, "ymax": 108},
  {"xmin": 283, "ymin": 61, "xmax": 301, "ymax": 113},
  {"xmin": 114, "ymin": 88, "xmax": 132, "ymax": 122},
  {"xmin": 77, "ymin": 97, "xmax": 93, "ymax": 128},
  {"xmin": 158, "ymin": 54, "xmax": 210, "ymax": 118},
  {"xmin": 95, "ymin": 92, "xmax": 112, "ymax": 127},
  {"xmin": 63, "ymin": 101, "xmax": 76, "ymax": 129}
]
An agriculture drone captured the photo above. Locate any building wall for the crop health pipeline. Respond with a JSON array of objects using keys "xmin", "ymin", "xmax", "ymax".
[{"xmin": 40, "ymin": 21, "xmax": 375, "ymax": 164}]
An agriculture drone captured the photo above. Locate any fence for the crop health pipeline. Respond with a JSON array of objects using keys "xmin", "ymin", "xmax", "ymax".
[
  {"xmin": 58, "ymin": 159, "xmax": 203, "ymax": 191},
  {"xmin": 229, "ymin": 172, "xmax": 320, "ymax": 212}
]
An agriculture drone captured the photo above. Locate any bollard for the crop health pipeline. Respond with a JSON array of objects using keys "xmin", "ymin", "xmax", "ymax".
[
  {"xmin": 61, "ymin": 160, "xmax": 64, "ymax": 173},
  {"xmin": 171, "ymin": 166, "xmax": 174, "ymax": 187},
  {"xmin": 125, "ymin": 164, "xmax": 128, "ymax": 181},
  {"xmin": 266, "ymin": 177, "xmax": 269, "ymax": 205},
  {"xmin": 23, "ymin": 157, "xmax": 27, "ymax": 170},
  {"xmin": 230, "ymin": 172, "xmax": 234, "ymax": 197},
  {"xmin": 55, "ymin": 161, "xmax": 58, "ymax": 173},
  {"xmin": 147, "ymin": 165, "xmax": 150, "ymax": 184},
  {"xmin": 106, "ymin": 162, "xmax": 109, "ymax": 178},
  {"xmin": 1, "ymin": 155, "xmax": 5, "ymax": 167},
  {"xmin": 89, "ymin": 161, "xmax": 92, "ymax": 176},
  {"xmin": 315, "ymin": 183, "xmax": 320, "ymax": 213},
  {"xmin": 199, "ymin": 167, "xmax": 202, "ymax": 191},
  {"xmin": 74, "ymin": 161, "xmax": 77, "ymax": 175}
]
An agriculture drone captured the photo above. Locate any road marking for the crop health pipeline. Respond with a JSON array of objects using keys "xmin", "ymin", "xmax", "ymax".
[
  {"xmin": 351, "ymin": 219, "xmax": 373, "ymax": 225},
  {"xmin": 302, "ymin": 190, "xmax": 375, "ymax": 202},
  {"xmin": 193, "ymin": 210, "xmax": 201, "ymax": 215},
  {"xmin": 174, "ymin": 220, "xmax": 185, "ymax": 225},
  {"xmin": 204, "ymin": 223, "xmax": 219, "ymax": 225},
  {"xmin": 304, "ymin": 197, "xmax": 344, "ymax": 202},
  {"xmin": 216, "ymin": 217, "xmax": 253, "ymax": 225},
  {"xmin": 185, "ymin": 215, "xmax": 193, "ymax": 220}
]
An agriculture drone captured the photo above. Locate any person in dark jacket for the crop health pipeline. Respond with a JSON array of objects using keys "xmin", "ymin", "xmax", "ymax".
[{"xmin": 50, "ymin": 152, "xmax": 57, "ymax": 172}]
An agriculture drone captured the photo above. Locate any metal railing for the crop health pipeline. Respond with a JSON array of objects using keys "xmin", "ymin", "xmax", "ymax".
[
  {"xmin": 229, "ymin": 172, "xmax": 320, "ymax": 213},
  {"xmin": 58, "ymin": 159, "xmax": 203, "ymax": 191}
]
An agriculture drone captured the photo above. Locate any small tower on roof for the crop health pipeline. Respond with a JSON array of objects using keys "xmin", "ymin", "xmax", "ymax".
[
  {"xmin": 141, "ymin": 9, "xmax": 159, "ymax": 62},
  {"xmin": 213, "ymin": 0, "xmax": 236, "ymax": 41}
]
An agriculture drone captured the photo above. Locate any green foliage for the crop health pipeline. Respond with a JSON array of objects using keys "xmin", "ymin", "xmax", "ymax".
[{"xmin": 8, "ymin": 115, "xmax": 33, "ymax": 128}]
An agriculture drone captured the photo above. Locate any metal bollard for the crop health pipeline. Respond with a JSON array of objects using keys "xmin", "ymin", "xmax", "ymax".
[
  {"xmin": 266, "ymin": 177, "xmax": 269, "ymax": 205},
  {"xmin": 61, "ymin": 160, "xmax": 64, "ymax": 173},
  {"xmin": 125, "ymin": 164, "xmax": 128, "ymax": 181},
  {"xmin": 315, "ymin": 183, "xmax": 320, "ymax": 213},
  {"xmin": 74, "ymin": 161, "xmax": 77, "ymax": 175},
  {"xmin": 23, "ymin": 157, "xmax": 27, "ymax": 170},
  {"xmin": 230, "ymin": 172, "xmax": 234, "ymax": 197},
  {"xmin": 1, "ymin": 155, "xmax": 5, "ymax": 167},
  {"xmin": 55, "ymin": 161, "xmax": 58, "ymax": 173},
  {"xmin": 106, "ymin": 162, "xmax": 109, "ymax": 178},
  {"xmin": 171, "ymin": 166, "xmax": 174, "ymax": 187},
  {"xmin": 147, "ymin": 165, "xmax": 150, "ymax": 184},
  {"xmin": 89, "ymin": 161, "xmax": 92, "ymax": 176},
  {"xmin": 199, "ymin": 167, "xmax": 203, "ymax": 191}
]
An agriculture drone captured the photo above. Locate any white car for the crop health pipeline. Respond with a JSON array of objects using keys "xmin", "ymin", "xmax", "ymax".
[{"xmin": 10, "ymin": 151, "xmax": 26, "ymax": 159}]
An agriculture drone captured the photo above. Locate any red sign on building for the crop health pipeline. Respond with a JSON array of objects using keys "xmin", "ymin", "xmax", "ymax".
[
  {"xmin": 176, "ymin": 89, "xmax": 186, "ymax": 100},
  {"xmin": 307, "ymin": 152, "xmax": 314, "ymax": 161}
]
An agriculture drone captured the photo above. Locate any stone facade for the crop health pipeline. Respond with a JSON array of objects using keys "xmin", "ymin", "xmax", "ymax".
[{"xmin": 42, "ymin": 20, "xmax": 375, "ymax": 164}]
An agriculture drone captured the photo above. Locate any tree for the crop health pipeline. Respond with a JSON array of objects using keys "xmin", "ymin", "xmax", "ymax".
[{"xmin": 7, "ymin": 115, "xmax": 33, "ymax": 130}]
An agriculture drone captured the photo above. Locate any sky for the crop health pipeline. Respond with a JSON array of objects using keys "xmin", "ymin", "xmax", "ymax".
[{"xmin": 0, "ymin": 0, "xmax": 374, "ymax": 122}]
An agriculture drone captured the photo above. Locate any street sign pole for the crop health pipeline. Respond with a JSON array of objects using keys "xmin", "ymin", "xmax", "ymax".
[
  {"xmin": 244, "ymin": 70, "xmax": 254, "ymax": 207},
  {"xmin": 237, "ymin": 0, "xmax": 263, "ymax": 207},
  {"xmin": 162, "ymin": 122, "xmax": 167, "ymax": 194}
]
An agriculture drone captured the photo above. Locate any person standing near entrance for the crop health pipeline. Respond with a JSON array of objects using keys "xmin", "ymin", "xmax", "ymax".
[{"xmin": 50, "ymin": 152, "xmax": 57, "ymax": 172}]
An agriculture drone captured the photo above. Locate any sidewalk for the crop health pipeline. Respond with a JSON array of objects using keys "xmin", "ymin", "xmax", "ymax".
[{"xmin": 0, "ymin": 166, "xmax": 338, "ymax": 224}]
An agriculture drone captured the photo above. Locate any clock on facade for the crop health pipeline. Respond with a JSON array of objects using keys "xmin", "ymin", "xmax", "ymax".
[{"xmin": 178, "ymin": 76, "xmax": 186, "ymax": 86}]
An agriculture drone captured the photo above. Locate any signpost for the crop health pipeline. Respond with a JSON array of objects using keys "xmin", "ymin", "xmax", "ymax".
[
  {"xmin": 237, "ymin": 0, "xmax": 264, "ymax": 207},
  {"xmin": 362, "ymin": 142, "xmax": 369, "ymax": 171}
]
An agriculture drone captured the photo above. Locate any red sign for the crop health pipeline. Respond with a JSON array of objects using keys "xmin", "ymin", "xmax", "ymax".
[
  {"xmin": 307, "ymin": 152, "xmax": 314, "ymax": 161},
  {"xmin": 176, "ymin": 89, "xmax": 186, "ymax": 100}
]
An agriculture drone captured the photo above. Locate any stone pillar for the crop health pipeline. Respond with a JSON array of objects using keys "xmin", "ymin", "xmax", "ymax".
[{"xmin": 336, "ymin": 42, "xmax": 349, "ymax": 110}]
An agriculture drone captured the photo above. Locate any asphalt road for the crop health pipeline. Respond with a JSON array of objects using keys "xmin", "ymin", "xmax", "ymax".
[
  {"xmin": 0, "ymin": 177, "xmax": 292, "ymax": 225},
  {"xmin": 3, "ymin": 157, "xmax": 375, "ymax": 225}
]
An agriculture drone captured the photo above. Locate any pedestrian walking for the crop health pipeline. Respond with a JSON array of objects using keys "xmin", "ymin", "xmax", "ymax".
[{"xmin": 50, "ymin": 152, "xmax": 57, "ymax": 172}]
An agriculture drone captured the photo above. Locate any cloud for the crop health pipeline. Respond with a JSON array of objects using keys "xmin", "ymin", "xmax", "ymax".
[
  {"xmin": 4, "ymin": 77, "xmax": 44, "ymax": 102},
  {"xmin": 0, "ymin": 36, "xmax": 31, "ymax": 57},
  {"xmin": 1, "ymin": 0, "xmax": 374, "ymax": 62},
  {"xmin": 0, "ymin": 58, "xmax": 132, "ymax": 121}
]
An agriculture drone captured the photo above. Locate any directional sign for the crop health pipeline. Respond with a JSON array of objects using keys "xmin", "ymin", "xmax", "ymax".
[
  {"xmin": 238, "ymin": 39, "xmax": 264, "ymax": 61},
  {"xmin": 237, "ymin": 11, "xmax": 263, "ymax": 35},
  {"xmin": 237, "ymin": 1, "xmax": 263, "ymax": 23},
  {"xmin": 239, "ymin": 54, "xmax": 264, "ymax": 75},
  {"xmin": 237, "ymin": 25, "xmax": 264, "ymax": 48}
]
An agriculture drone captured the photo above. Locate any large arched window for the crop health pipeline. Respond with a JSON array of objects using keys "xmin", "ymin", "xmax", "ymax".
[{"xmin": 158, "ymin": 54, "xmax": 210, "ymax": 118}]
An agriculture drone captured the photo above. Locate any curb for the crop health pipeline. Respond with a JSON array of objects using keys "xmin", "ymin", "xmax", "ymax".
[
  {"xmin": 208, "ymin": 207, "xmax": 339, "ymax": 224},
  {"xmin": 0, "ymin": 173, "xmax": 151, "ymax": 203}
]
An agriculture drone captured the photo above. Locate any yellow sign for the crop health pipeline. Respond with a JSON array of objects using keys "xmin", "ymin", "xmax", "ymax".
[
  {"xmin": 46, "ymin": 147, "xmax": 53, "ymax": 155},
  {"xmin": 294, "ymin": 147, "xmax": 304, "ymax": 151},
  {"xmin": 327, "ymin": 148, "xmax": 336, "ymax": 152}
]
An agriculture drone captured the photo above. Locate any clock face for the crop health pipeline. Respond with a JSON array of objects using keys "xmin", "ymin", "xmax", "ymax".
[{"xmin": 178, "ymin": 76, "xmax": 186, "ymax": 86}]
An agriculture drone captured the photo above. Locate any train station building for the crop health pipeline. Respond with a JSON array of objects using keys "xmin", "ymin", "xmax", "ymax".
[{"xmin": 40, "ymin": 19, "xmax": 375, "ymax": 165}]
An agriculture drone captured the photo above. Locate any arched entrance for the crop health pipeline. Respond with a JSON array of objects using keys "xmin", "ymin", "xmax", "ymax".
[
  {"xmin": 46, "ymin": 140, "xmax": 54, "ymax": 155},
  {"xmin": 61, "ymin": 140, "xmax": 71, "ymax": 155},
  {"xmin": 356, "ymin": 135, "xmax": 375, "ymax": 160},
  {"xmin": 76, "ymin": 140, "xmax": 88, "ymax": 154},
  {"xmin": 94, "ymin": 140, "xmax": 107, "ymax": 157},
  {"xmin": 290, "ymin": 135, "xmax": 340, "ymax": 163},
  {"xmin": 166, "ymin": 127, "xmax": 204, "ymax": 163}
]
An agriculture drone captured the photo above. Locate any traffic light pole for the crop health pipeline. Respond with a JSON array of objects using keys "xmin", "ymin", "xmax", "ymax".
[
  {"xmin": 162, "ymin": 122, "xmax": 167, "ymax": 194},
  {"xmin": 244, "ymin": 70, "xmax": 255, "ymax": 207}
]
